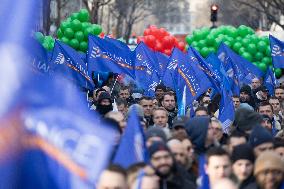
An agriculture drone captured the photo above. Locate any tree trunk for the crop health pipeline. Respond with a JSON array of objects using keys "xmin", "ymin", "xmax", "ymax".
[
  {"xmin": 55, "ymin": 0, "xmax": 62, "ymax": 29},
  {"xmin": 43, "ymin": 0, "xmax": 51, "ymax": 34}
]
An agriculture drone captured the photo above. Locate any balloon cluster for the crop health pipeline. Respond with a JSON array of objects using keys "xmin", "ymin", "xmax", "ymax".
[
  {"xmin": 57, "ymin": 9, "xmax": 102, "ymax": 52},
  {"xmin": 34, "ymin": 32, "xmax": 55, "ymax": 51},
  {"xmin": 185, "ymin": 25, "xmax": 282, "ymax": 77},
  {"xmin": 138, "ymin": 25, "xmax": 186, "ymax": 56}
]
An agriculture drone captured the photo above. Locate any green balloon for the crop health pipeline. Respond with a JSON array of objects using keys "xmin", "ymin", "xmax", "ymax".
[
  {"xmin": 208, "ymin": 47, "xmax": 215, "ymax": 53},
  {"xmin": 239, "ymin": 47, "xmax": 246, "ymax": 54},
  {"xmin": 235, "ymin": 36, "xmax": 242, "ymax": 42},
  {"xmin": 253, "ymin": 62, "xmax": 258, "ymax": 67},
  {"xmin": 42, "ymin": 42, "xmax": 49, "ymax": 50},
  {"xmin": 242, "ymin": 38, "xmax": 250, "ymax": 46},
  {"xmin": 258, "ymin": 63, "xmax": 267, "ymax": 72},
  {"xmin": 71, "ymin": 13, "xmax": 79, "ymax": 20},
  {"xmin": 238, "ymin": 25, "xmax": 248, "ymax": 37},
  {"xmin": 265, "ymin": 47, "xmax": 271, "ymax": 56},
  {"xmin": 233, "ymin": 42, "xmax": 242, "ymax": 52},
  {"xmin": 214, "ymin": 38, "xmax": 223, "ymax": 48},
  {"xmin": 262, "ymin": 57, "xmax": 271, "ymax": 65},
  {"xmin": 57, "ymin": 29, "xmax": 63, "ymax": 38},
  {"xmin": 255, "ymin": 52, "xmax": 264, "ymax": 61},
  {"xmin": 74, "ymin": 31, "xmax": 85, "ymax": 42},
  {"xmin": 79, "ymin": 41, "xmax": 88, "ymax": 52},
  {"xmin": 242, "ymin": 52, "xmax": 253, "ymax": 62},
  {"xmin": 185, "ymin": 35, "xmax": 193, "ymax": 44},
  {"xmin": 224, "ymin": 41, "xmax": 232, "ymax": 47},
  {"xmin": 195, "ymin": 47, "xmax": 200, "ymax": 52},
  {"xmin": 193, "ymin": 31, "xmax": 203, "ymax": 41},
  {"xmin": 64, "ymin": 28, "xmax": 74, "ymax": 39},
  {"xmin": 34, "ymin": 32, "xmax": 44, "ymax": 43},
  {"xmin": 247, "ymin": 43, "xmax": 257, "ymax": 54},
  {"xmin": 206, "ymin": 35, "xmax": 215, "ymax": 46},
  {"xmin": 275, "ymin": 68, "xmax": 282, "ymax": 78},
  {"xmin": 92, "ymin": 24, "xmax": 102, "ymax": 35},
  {"xmin": 44, "ymin": 36, "xmax": 53, "ymax": 44},
  {"xmin": 201, "ymin": 47, "xmax": 210, "ymax": 57},
  {"xmin": 69, "ymin": 39, "xmax": 80, "ymax": 49},
  {"xmin": 82, "ymin": 22, "xmax": 91, "ymax": 30},
  {"xmin": 61, "ymin": 37, "xmax": 69, "ymax": 44},
  {"xmin": 84, "ymin": 27, "xmax": 93, "ymax": 38},
  {"xmin": 262, "ymin": 37, "xmax": 270, "ymax": 45},
  {"xmin": 60, "ymin": 21, "xmax": 71, "ymax": 32},
  {"xmin": 197, "ymin": 40, "xmax": 206, "ymax": 48},
  {"xmin": 227, "ymin": 28, "xmax": 238, "ymax": 38},
  {"xmin": 71, "ymin": 19, "xmax": 82, "ymax": 31},
  {"xmin": 257, "ymin": 41, "xmax": 267, "ymax": 52},
  {"xmin": 191, "ymin": 41, "xmax": 198, "ymax": 47},
  {"xmin": 249, "ymin": 35, "xmax": 258, "ymax": 45},
  {"xmin": 78, "ymin": 9, "xmax": 90, "ymax": 22}
]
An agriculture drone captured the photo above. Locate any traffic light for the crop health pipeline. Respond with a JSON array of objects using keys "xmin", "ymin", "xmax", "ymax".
[{"xmin": 210, "ymin": 4, "xmax": 219, "ymax": 22}]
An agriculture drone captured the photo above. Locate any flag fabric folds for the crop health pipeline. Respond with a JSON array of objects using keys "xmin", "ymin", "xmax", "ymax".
[
  {"xmin": 269, "ymin": 35, "xmax": 284, "ymax": 68},
  {"xmin": 264, "ymin": 67, "xmax": 279, "ymax": 96},
  {"xmin": 113, "ymin": 107, "xmax": 149, "ymax": 168}
]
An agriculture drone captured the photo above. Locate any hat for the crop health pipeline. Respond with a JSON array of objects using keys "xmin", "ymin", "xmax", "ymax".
[
  {"xmin": 259, "ymin": 86, "xmax": 269, "ymax": 92},
  {"xmin": 233, "ymin": 107, "xmax": 263, "ymax": 132},
  {"xmin": 97, "ymin": 92, "xmax": 112, "ymax": 102},
  {"xmin": 254, "ymin": 151, "xmax": 284, "ymax": 176},
  {"xmin": 148, "ymin": 141, "xmax": 171, "ymax": 157},
  {"xmin": 127, "ymin": 104, "xmax": 144, "ymax": 118},
  {"xmin": 240, "ymin": 85, "xmax": 251, "ymax": 94},
  {"xmin": 261, "ymin": 114, "xmax": 272, "ymax": 125},
  {"xmin": 172, "ymin": 116, "xmax": 189, "ymax": 129},
  {"xmin": 231, "ymin": 144, "xmax": 255, "ymax": 163},
  {"xmin": 239, "ymin": 103, "xmax": 254, "ymax": 111},
  {"xmin": 249, "ymin": 125, "xmax": 273, "ymax": 148},
  {"xmin": 155, "ymin": 84, "xmax": 167, "ymax": 92},
  {"xmin": 145, "ymin": 127, "xmax": 167, "ymax": 142}
]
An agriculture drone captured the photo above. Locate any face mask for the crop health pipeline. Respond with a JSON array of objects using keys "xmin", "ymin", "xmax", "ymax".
[{"xmin": 96, "ymin": 104, "xmax": 113, "ymax": 115}]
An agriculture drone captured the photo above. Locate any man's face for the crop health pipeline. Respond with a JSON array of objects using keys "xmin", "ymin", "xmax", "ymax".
[
  {"xmin": 155, "ymin": 89, "xmax": 164, "ymax": 100},
  {"xmin": 171, "ymin": 126, "xmax": 187, "ymax": 140},
  {"xmin": 232, "ymin": 159, "xmax": 253, "ymax": 182},
  {"xmin": 258, "ymin": 105, "xmax": 273, "ymax": 119},
  {"xmin": 232, "ymin": 97, "xmax": 240, "ymax": 109},
  {"xmin": 140, "ymin": 99, "xmax": 154, "ymax": 117},
  {"xmin": 275, "ymin": 147, "xmax": 284, "ymax": 161},
  {"xmin": 153, "ymin": 110, "xmax": 168, "ymax": 128},
  {"xmin": 205, "ymin": 155, "xmax": 232, "ymax": 185},
  {"xmin": 275, "ymin": 88, "xmax": 284, "ymax": 100},
  {"xmin": 100, "ymin": 99, "xmax": 111, "ymax": 106},
  {"xmin": 228, "ymin": 137, "xmax": 247, "ymax": 154},
  {"xmin": 195, "ymin": 110, "xmax": 208, "ymax": 117},
  {"xmin": 254, "ymin": 142, "xmax": 274, "ymax": 157},
  {"xmin": 206, "ymin": 123, "xmax": 215, "ymax": 146},
  {"xmin": 161, "ymin": 95, "xmax": 175, "ymax": 111},
  {"xmin": 97, "ymin": 170, "xmax": 127, "ymax": 189},
  {"xmin": 168, "ymin": 141, "xmax": 187, "ymax": 166},
  {"xmin": 119, "ymin": 89, "xmax": 130, "ymax": 100},
  {"xmin": 240, "ymin": 92, "xmax": 250, "ymax": 102},
  {"xmin": 151, "ymin": 150, "xmax": 173, "ymax": 177},
  {"xmin": 211, "ymin": 121, "xmax": 223, "ymax": 141},
  {"xmin": 117, "ymin": 104, "xmax": 127, "ymax": 116},
  {"xmin": 261, "ymin": 119, "xmax": 272, "ymax": 131},
  {"xmin": 182, "ymin": 139, "xmax": 194, "ymax": 164},
  {"xmin": 256, "ymin": 169, "xmax": 283, "ymax": 189},
  {"xmin": 269, "ymin": 99, "xmax": 280, "ymax": 114},
  {"xmin": 251, "ymin": 78, "xmax": 261, "ymax": 90}
]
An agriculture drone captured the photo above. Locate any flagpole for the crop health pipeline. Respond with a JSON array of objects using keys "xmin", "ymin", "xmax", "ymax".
[{"xmin": 110, "ymin": 75, "xmax": 118, "ymax": 95}]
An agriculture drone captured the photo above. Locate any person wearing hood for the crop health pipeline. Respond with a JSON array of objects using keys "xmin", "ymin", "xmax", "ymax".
[
  {"xmin": 185, "ymin": 116, "xmax": 216, "ymax": 156},
  {"xmin": 231, "ymin": 144, "xmax": 255, "ymax": 189},
  {"xmin": 255, "ymin": 86, "xmax": 270, "ymax": 105},
  {"xmin": 240, "ymin": 85, "xmax": 256, "ymax": 109},
  {"xmin": 96, "ymin": 91, "xmax": 113, "ymax": 116},
  {"xmin": 149, "ymin": 141, "xmax": 196, "ymax": 189}
]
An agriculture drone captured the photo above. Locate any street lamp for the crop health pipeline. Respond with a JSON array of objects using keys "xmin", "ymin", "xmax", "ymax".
[{"xmin": 210, "ymin": 4, "xmax": 219, "ymax": 28}]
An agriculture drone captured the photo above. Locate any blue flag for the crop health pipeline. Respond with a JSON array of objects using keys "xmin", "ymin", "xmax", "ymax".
[
  {"xmin": 188, "ymin": 47, "xmax": 221, "ymax": 91},
  {"xmin": 198, "ymin": 155, "xmax": 210, "ymax": 189},
  {"xmin": 87, "ymin": 35, "xmax": 135, "ymax": 78},
  {"xmin": 217, "ymin": 43, "xmax": 241, "ymax": 95},
  {"xmin": 155, "ymin": 51, "xmax": 169, "ymax": 79},
  {"xmin": 113, "ymin": 107, "xmax": 149, "ymax": 168},
  {"xmin": 162, "ymin": 49, "xmax": 179, "ymax": 91},
  {"xmin": 218, "ymin": 87, "xmax": 235, "ymax": 134},
  {"xmin": 134, "ymin": 42, "xmax": 161, "ymax": 97},
  {"xmin": 50, "ymin": 40, "xmax": 95, "ymax": 90},
  {"xmin": 264, "ymin": 68, "xmax": 279, "ymax": 95},
  {"xmin": 270, "ymin": 35, "xmax": 284, "ymax": 68}
]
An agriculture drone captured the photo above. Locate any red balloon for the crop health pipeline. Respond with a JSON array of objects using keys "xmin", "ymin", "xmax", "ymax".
[
  {"xmin": 155, "ymin": 41, "xmax": 163, "ymax": 52},
  {"xmin": 143, "ymin": 28, "xmax": 151, "ymax": 36},
  {"xmin": 177, "ymin": 41, "xmax": 186, "ymax": 51},
  {"xmin": 99, "ymin": 32, "xmax": 105, "ymax": 38},
  {"xmin": 162, "ymin": 36, "xmax": 175, "ymax": 48},
  {"xmin": 149, "ymin": 25, "xmax": 157, "ymax": 30},
  {"xmin": 144, "ymin": 35, "xmax": 156, "ymax": 48},
  {"xmin": 159, "ymin": 28, "xmax": 169, "ymax": 36},
  {"xmin": 137, "ymin": 36, "xmax": 144, "ymax": 44},
  {"xmin": 163, "ymin": 49, "xmax": 172, "ymax": 56}
]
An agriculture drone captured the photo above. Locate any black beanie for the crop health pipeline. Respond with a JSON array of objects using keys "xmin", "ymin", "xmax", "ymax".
[
  {"xmin": 148, "ymin": 141, "xmax": 171, "ymax": 158},
  {"xmin": 249, "ymin": 125, "xmax": 273, "ymax": 148},
  {"xmin": 145, "ymin": 127, "xmax": 167, "ymax": 143},
  {"xmin": 97, "ymin": 91, "xmax": 111, "ymax": 103},
  {"xmin": 240, "ymin": 85, "xmax": 251, "ymax": 94},
  {"xmin": 231, "ymin": 144, "xmax": 255, "ymax": 163},
  {"xmin": 233, "ymin": 107, "xmax": 263, "ymax": 132}
]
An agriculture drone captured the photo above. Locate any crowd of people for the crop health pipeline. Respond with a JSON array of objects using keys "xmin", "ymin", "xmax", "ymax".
[{"xmin": 90, "ymin": 74, "xmax": 284, "ymax": 189}]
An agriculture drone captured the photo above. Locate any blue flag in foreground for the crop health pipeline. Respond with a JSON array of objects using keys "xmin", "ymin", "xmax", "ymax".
[
  {"xmin": 113, "ymin": 107, "xmax": 149, "ymax": 168},
  {"xmin": 264, "ymin": 68, "xmax": 279, "ymax": 95},
  {"xmin": 87, "ymin": 35, "xmax": 135, "ymax": 78},
  {"xmin": 218, "ymin": 87, "xmax": 235, "ymax": 134},
  {"xmin": 134, "ymin": 43, "xmax": 161, "ymax": 97},
  {"xmin": 50, "ymin": 40, "xmax": 94, "ymax": 90},
  {"xmin": 270, "ymin": 35, "xmax": 284, "ymax": 68}
]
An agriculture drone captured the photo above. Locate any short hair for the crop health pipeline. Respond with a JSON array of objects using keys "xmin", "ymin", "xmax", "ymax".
[
  {"xmin": 94, "ymin": 88, "xmax": 106, "ymax": 97},
  {"xmin": 161, "ymin": 92, "xmax": 176, "ymax": 102},
  {"xmin": 269, "ymin": 96, "xmax": 280, "ymax": 101},
  {"xmin": 275, "ymin": 86, "xmax": 284, "ymax": 91},
  {"xmin": 195, "ymin": 106, "xmax": 209, "ymax": 114},
  {"xmin": 139, "ymin": 96, "xmax": 153, "ymax": 103},
  {"xmin": 106, "ymin": 164, "xmax": 127, "ymax": 177},
  {"xmin": 119, "ymin": 86, "xmax": 130, "ymax": 92},
  {"xmin": 206, "ymin": 147, "xmax": 230, "ymax": 163},
  {"xmin": 232, "ymin": 95, "xmax": 240, "ymax": 99},
  {"xmin": 227, "ymin": 130, "xmax": 247, "ymax": 144},
  {"xmin": 152, "ymin": 107, "xmax": 169, "ymax": 116},
  {"xmin": 258, "ymin": 101, "xmax": 273, "ymax": 112},
  {"xmin": 116, "ymin": 98, "xmax": 128, "ymax": 107}
]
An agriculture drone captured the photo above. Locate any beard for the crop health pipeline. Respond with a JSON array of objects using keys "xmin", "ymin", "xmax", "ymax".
[{"xmin": 155, "ymin": 164, "xmax": 173, "ymax": 178}]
